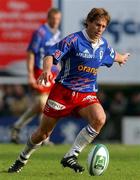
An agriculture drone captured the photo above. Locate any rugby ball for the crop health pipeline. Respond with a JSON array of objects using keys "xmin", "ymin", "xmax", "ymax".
[{"xmin": 87, "ymin": 144, "xmax": 109, "ymax": 176}]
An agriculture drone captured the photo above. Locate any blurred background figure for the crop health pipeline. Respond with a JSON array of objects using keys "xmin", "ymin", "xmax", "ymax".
[
  {"xmin": 97, "ymin": 91, "xmax": 112, "ymax": 141},
  {"xmin": 109, "ymin": 92, "xmax": 127, "ymax": 141},
  {"xmin": 10, "ymin": 8, "xmax": 62, "ymax": 144},
  {"xmin": 3, "ymin": 85, "xmax": 16, "ymax": 116},
  {"xmin": 97, "ymin": 91, "xmax": 110, "ymax": 116},
  {"xmin": 126, "ymin": 92, "xmax": 140, "ymax": 116},
  {"xmin": 0, "ymin": 85, "xmax": 7, "ymax": 116},
  {"xmin": 9, "ymin": 85, "xmax": 30, "ymax": 117}
]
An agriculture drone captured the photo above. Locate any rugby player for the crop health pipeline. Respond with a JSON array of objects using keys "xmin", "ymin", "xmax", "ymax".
[
  {"xmin": 10, "ymin": 8, "xmax": 61, "ymax": 144},
  {"xmin": 8, "ymin": 8, "xmax": 130, "ymax": 173}
]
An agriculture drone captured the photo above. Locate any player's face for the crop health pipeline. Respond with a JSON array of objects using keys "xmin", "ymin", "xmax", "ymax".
[
  {"xmin": 48, "ymin": 13, "xmax": 61, "ymax": 30},
  {"xmin": 87, "ymin": 18, "xmax": 107, "ymax": 40}
]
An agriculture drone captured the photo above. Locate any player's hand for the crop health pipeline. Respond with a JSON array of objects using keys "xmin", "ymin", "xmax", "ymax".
[
  {"xmin": 37, "ymin": 71, "xmax": 53, "ymax": 86},
  {"xmin": 119, "ymin": 53, "xmax": 130, "ymax": 66}
]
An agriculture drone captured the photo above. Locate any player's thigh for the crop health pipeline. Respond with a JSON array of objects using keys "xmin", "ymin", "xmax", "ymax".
[
  {"xmin": 38, "ymin": 93, "xmax": 49, "ymax": 109},
  {"xmin": 33, "ymin": 93, "xmax": 49, "ymax": 112},
  {"xmin": 78, "ymin": 103, "xmax": 106, "ymax": 130}
]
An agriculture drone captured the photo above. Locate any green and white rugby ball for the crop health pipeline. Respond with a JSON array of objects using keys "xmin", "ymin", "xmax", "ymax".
[{"xmin": 87, "ymin": 144, "xmax": 109, "ymax": 176}]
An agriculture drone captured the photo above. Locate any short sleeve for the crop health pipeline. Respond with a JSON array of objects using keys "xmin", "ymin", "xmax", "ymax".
[
  {"xmin": 27, "ymin": 31, "xmax": 42, "ymax": 54},
  {"xmin": 101, "ymin": 42, "xmax": 116, "ymax": 67},
  {"xmin": 44, "ymin": 34, "xmax": 77, "ymax": 65}
]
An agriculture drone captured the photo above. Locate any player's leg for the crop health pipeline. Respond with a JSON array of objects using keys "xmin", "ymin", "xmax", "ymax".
[
  {"xmin": 38, "ymin": 94, "xmax": 54, "ymax": 145},
  {"xmin": 39, "ymin": 114, "xmax": 54, "ymax": 146},
  {"xmin": 8, "ymin": 114, "xmax": 58, "ymax": 173},
  {"xmin": 11, "ymin": 104, "xmax": 39, "ymax": 143},
  {"xmin": 11, "ymin": 93, "xmax": 48, "ymax": 144},
  {"xmin": 61, "ymin": 103, "xmax": 106, "ymax": 171}
]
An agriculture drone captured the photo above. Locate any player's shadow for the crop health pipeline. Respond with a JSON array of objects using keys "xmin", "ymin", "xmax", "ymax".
[{"xmin": 0, "ymin": 170, "xmax": 8, "ymax": 173}]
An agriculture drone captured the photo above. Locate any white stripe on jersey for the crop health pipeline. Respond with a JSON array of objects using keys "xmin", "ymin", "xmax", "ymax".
[{"xmin": 61, "ymin": 58, "xmax": 70, "ymax": 81}]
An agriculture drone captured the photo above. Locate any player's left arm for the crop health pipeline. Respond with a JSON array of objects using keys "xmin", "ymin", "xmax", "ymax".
[{"xmin": 114, "ymin": 52, "xmax": 130, "ymax": 65}]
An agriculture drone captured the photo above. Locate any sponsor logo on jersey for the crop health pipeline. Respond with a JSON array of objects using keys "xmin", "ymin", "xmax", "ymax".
[
  {"xmin": 78, "ymin": 65, "xmax": 98, "ymax": 75},
  {"xmin": 76, "ymin": 49, "xmax": 94, "ymax": 59},
  {"xmin": 109, "ymin": 47, "xmax": 115, "ymax": 59},
  {"xmin": 99, "ymin": 50, "xmax": 104, "ymax": 60},
  {"xmin": 47, "ymin": 99, "xmax": 65, "ymax": 110},
  {"xmin": 82, "ymin": 95, "xmax": 97, "ymax": 102},
  {"xmin": 62, "ymin": 35, "xmax": 78, "ymax": 47},
  {"xmin": 54, "ymin": 50, "xmax": 62, "ymax": 59}
]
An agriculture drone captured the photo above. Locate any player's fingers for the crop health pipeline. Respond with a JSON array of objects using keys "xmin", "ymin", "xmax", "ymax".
[
  {"xmin": 44, "ymin": 74, "xmax": 51, "ymax": 85},
  {"xmin": 37, "ymin": 75, "xmax": 44, "ymax": 85},
  {"xmin": 44, "ymin": 77, "xmax": 48, "ymax": 85},
  {"xmin": 119, "ymin": 62, "xmax": 122, "ymax": 67},
  {"xmin": 37, "ymin": 79, "xmax": 42, "ymax": 85},
  {"xmin": 119, "ymin": 60, "xmax": 126, "ymax": 66},
  {"xmin": 49, "ymin": 73, "xmax": 53, "ymax": 82},
  {"xmin": 125, "ymin": 53, "xmax": 130, "ymax": 60},
  {"xmin": 125, "ymin": 57, "xmax": 129, "ymax": 62}
]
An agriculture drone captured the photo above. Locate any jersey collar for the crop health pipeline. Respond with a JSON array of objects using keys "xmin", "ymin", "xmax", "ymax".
[{"xmin": 45, "ymin": 23, "xmax": 60, "ymax": 35}]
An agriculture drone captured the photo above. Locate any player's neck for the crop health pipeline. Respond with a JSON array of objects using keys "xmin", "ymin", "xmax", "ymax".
[
  {"xmin": 86, "ymin": 30, "xmax": 99, "ymax": 44},
  {"xmin": 47, "ymin": 23, "xmax": 58, "ymax": 33}
]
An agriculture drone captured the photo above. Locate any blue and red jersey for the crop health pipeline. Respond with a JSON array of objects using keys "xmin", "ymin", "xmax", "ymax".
[
  {"xmin": 27, "ymin": 23, "xmax": 61, "ymax": 70},
  {"xmin": 27, "ymin": 24, "xmax": 61, "ymax": 93},
  {"xmin": 45, "ymin": 29, "xmax": 116, "ymax": 93}
]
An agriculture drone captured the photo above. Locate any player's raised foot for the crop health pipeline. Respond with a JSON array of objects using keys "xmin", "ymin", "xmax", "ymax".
[
  {"xmin": 8, "ymin": 155, "xmax": 28, "ymax": 173},
  {"xmin": 61, "ymin": 155, "xmax": 85, "ymax": 173},
  {"xmin": 10, "ymin": 126, "xmax": 20, "ymax": 144}
]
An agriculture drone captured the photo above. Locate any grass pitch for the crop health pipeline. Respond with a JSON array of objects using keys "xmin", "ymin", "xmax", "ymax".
[{"xmin": 0, "ymin": 144, "xmax": 140, "ymax": 180}]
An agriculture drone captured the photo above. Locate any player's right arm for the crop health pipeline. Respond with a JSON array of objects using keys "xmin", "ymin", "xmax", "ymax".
[
  {"xmin": 27, "ymin": 29, "xmax": 43, "ymax": 87},
  {"xmin": 27, "ymin": 51, "xmax": 37, "ymax": 88},
  {"xmin": 37, "ymin": 56, "xmax": 53, "ymax": 85},
  {"xmin": 38, "ymin": 34, "xmax": 76, "ymax": 86}
]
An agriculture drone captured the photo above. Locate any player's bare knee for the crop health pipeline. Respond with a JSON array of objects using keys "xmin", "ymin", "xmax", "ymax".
[
  {"xmin": 39, "ymin": 132, "xmax": 48, "ymax": 141},
  {"xmin": 90, "ymin": 113, "xmax": 106, "ymax": 132},
  {"xmin": 35, "ymin": 128, "xmax": 48, "ymax": 141},
  {"xmin": 97, "ymin": 113, "xmax": 106, "ymax": 128},
  {"xmin": 45, "ymin": 131, "xmax": 51, "ymax": 138}
]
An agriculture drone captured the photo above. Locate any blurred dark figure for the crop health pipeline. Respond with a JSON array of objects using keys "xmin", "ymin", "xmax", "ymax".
[
  {"xmin": 3, "ymin": 85, "xmax": 30, "ymax": 117},
  {"xmin": 3, "ymin": 85, "xmax": 15, "ymax": 116},
  {"xmin": 126, "ymin": 92, "xmax": 140, "ymax": 116},
  {"xmin": 109, "ymin": 91, "xmax": 127, "ymax": 141},
  {"xmin": 97, "ymin": 91, "xmax": 110, "ymax": 117},
  {"xmin": 9, "ymin": 85, "xmax": 30, "ymax": 117},
  {"xmin": 0, "ymin": 85, "xmax": 7, "ymax": 116}
]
